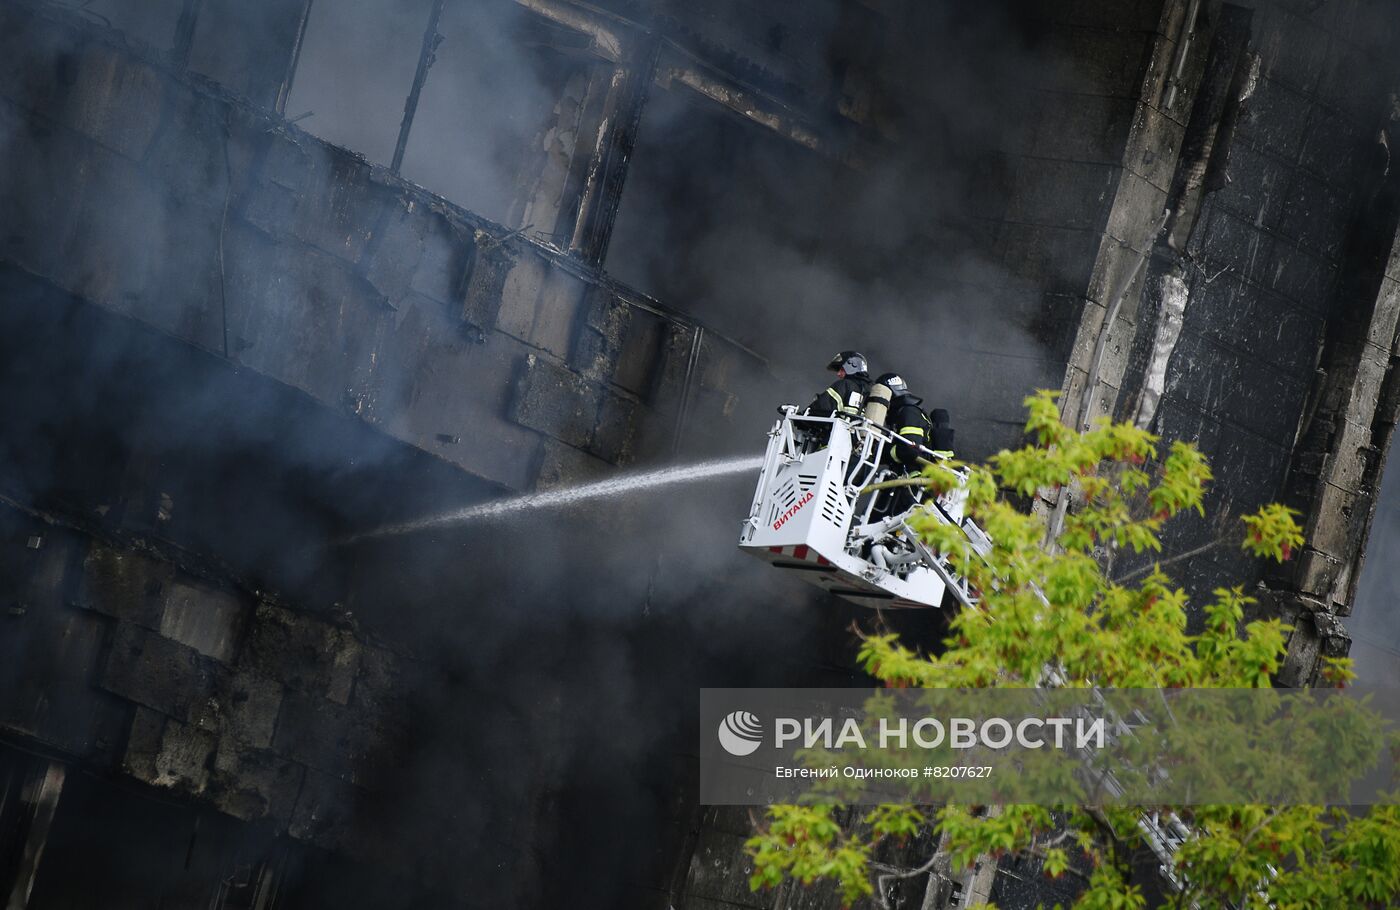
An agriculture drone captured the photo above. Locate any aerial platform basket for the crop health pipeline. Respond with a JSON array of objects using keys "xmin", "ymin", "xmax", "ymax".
[{"xmin": 738, "ymin": 406, "xmax": 990, "ymax": 610}]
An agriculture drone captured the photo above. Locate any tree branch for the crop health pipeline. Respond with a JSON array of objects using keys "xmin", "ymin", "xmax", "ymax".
[{"xmin": 873, "ymin": 849, "xmax": 944, "ymax": 910}]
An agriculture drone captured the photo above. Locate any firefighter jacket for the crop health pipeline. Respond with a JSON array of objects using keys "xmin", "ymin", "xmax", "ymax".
[
  {"xmin": 806, "ymin": 373, "xmax": 871, "ymax": 418},
  {"xmin": 887, "ymin": 394, "xmax": 932, "ymax": 468}
]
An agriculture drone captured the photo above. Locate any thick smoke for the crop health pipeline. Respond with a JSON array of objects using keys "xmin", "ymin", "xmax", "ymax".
[
  {"xmin": 607, "ymin": 2, "xmax": 1056, "ymax": 459},
  {"xmin": 335, "ymin": 5, "xmax": 1061, "ymax": 906}
]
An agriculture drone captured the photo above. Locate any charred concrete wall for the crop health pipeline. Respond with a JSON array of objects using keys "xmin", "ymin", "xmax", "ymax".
[
  {"xmin": 0, "ymin": 506, "xmax": 394, "ymax": 841},
  {"xmin": 0, "ymin": 3, "xmax": 773, "ymax": 497},
  {"xmin": 1104, "ymin": 0, "xmax": 1400, "ymax": 682}
]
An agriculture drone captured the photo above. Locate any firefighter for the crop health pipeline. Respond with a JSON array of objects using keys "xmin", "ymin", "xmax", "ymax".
[
  {"xmin": 880, "ymin": 373, "xmax": 931, "ymax": 468},
  {"xmin": 805, "ymin": 350, "xmax": 872, "ymax": 418},
  {"xmin": 873, "ymin": 372, "xmax": 931, "ymax": 518}
]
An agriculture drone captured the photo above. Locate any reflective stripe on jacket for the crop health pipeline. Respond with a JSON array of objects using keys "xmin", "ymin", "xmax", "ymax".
[{"xmin": 807, "ymin": 375, "xmax": 871, "ymax": 417}]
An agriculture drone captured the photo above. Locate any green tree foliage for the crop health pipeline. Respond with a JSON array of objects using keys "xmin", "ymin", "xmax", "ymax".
[{"xmin": 745, "ymin": 392, "xmax": 1398, "ymax": 908}]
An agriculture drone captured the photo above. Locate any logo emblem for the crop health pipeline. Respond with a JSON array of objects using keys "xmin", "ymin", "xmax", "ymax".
[
  {"xmin": 717, "ymin": 710, "xmax": 764, "ymax": 756},
  {"xmin": 772, "ymin": 490, "xmax": 814, "ymax": 530}
]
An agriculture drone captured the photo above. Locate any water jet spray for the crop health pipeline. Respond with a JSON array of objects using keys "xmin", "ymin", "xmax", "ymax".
[{"xmin": 345, "ymin": 455, "xmax": 763, "ymax": 542}]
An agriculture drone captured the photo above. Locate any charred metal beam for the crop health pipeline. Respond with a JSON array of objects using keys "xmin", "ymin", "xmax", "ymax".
[
  {"xmin": 568, "ymin": 37, "xmax": 661, "ymax": 264},
  {"xmin": 391, "ymin": 0, "xmax": 447, "ymax": 175},
  {"xmin": 672, "ymin": 325, "xmax": 703, "ymax": 456},
  {"xmin": 274, "ymin": 0, "xmax": 314, "ymax": 117},
  {"xmin": 566, "ymin": 64, "xmax": 630, "ymax": 257},
  {"xmin": 512, "ymin": 0, "xmax": 624, "ymax": 63},
  {"xmin": 171, "ymin": 0, "xmax": 201, "ymax": 69},
  {"xmin": 657, "ymin": 50, "xmax": 823, "ymax": 153}
]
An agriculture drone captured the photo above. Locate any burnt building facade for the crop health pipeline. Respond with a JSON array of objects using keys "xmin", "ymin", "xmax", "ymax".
[{"xmin": 1, "ymin": 0, "xmax": 1398, "ymax": 907}]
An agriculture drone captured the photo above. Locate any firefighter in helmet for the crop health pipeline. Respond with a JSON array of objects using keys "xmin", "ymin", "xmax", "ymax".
[
  {"xmin": 805, "ymin": 350, "xmax": 872, "ymax": 418},
  {"xmin": 871, "ymin": 371, "xmax": 931, "ymax": 518},
  {"xmin": 878, "ymin": 373, "xmax": 933, "ymax": 469}
]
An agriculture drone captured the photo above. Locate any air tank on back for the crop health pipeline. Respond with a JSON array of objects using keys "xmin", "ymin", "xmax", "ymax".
[{"xmin": 863, "ymin": 381, "xmax": 892, "ymax": 426}]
